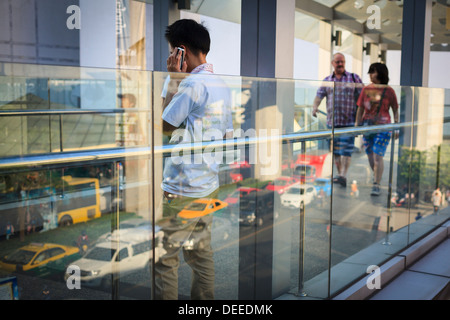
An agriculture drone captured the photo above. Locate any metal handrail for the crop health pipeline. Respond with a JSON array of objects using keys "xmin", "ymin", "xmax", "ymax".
[
  {"xmin": 0, "ymin": 108, "xmax": 149, "ymax": 116},
  {"xmin": 0, "ymin": 122, "xmax": 409, "ymax": 170}
]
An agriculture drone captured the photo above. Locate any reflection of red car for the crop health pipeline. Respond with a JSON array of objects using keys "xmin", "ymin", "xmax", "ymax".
[
  {"xmin": 228, "ymin": 161, "xmax": 251, "ymax": 183},
  {"xmin": 230, "ymin": 171, "xmax": 243, "ymax": 183},
  {"xmin": 265, "ymin": 176, "xmax": 299, "ymax": 194},
  {"xmin": 224, "ymin": 187, "xmax": 261, "ymax": 205},
  {"xmin": 229, "ymin": 161, "xmax": 251, "ymax": 169}
]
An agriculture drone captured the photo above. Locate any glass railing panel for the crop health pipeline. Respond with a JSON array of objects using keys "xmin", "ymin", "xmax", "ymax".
[
  {"xmin": 112, "ymin": 68, "xmax": 153, "ymax": 299},
  {"xmin": 327, "ymin": 82, "xmax": 412, "ymax": 296},
  {"xmin": 285, "ymin": 79, "xmax": 334, "ymax": 299},
  {"xmin": 0, "ymin": 162, "xmax": 125, "ymax": 300},
  {"xmin": 153, "ymin": 71, "xmax": 244, "ymax": 300},
  {"xmin": 0, "ymin": 64, "xmax": 151, "ymax": 158},
  {"xmin": 404, "ymin": 86, "xmax": 450, "ymax": 243},
  {"xmin": 152, "ymin": 70, "xmax": 337, "ymax": 300},
  {"xmin": 1, "ymin": 64, "xmax": 449, "ymax": 301},
  {"xmin": 0, "ymin": 64, "xmax": 153, "ymax": 300}
]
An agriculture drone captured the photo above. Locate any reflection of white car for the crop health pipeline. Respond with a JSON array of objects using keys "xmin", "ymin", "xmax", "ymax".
[
  {"xmin": 67, "ymin": 226, "xmax": 165, "ymax": 288},
  {"xmin": 280, "ymin": 183, "xmax": 317, "ymax": 210}
]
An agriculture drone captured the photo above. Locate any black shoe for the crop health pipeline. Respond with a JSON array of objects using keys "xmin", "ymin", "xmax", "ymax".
[
  {"xmin": 371, "ymin": 184, "xmax": 380, "ymax": 196},
  {"xmin": 338, "ymin": 176, "xmax": 347, "ymax": 187}
]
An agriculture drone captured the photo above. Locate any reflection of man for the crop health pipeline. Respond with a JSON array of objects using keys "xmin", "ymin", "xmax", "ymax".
[
  {"xmin": 312, "ymin": 53, "xmax": 363, "ymax": 187},
  {"xmin": 155, "ymin": 19, "xmax": 232, "ymax": 300},
  {"xmin": 115, "ymin": 93, "xmax": 144, "ymax": 146}
]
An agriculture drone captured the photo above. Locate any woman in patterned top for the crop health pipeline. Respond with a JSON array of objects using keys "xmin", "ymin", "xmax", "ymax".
[{"xmin": 355, "ymin": 63, "xmax": 399, "ymax": 196}]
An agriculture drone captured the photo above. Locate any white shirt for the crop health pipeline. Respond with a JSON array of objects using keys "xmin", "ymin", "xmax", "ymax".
[{"xmin": 161, "ymin": 64, "xmax": 233, "ymax": 198}]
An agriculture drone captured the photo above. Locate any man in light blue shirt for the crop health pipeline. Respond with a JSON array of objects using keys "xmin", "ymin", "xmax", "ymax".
[{"xmin": 155, "ymin": 19, "xmax": 232, "ymax": 300}]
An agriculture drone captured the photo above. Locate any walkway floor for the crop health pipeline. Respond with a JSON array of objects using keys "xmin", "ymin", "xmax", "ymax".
[
  {"xmin": 333, "ymin": 217, "xmax": 450, "ymax": 300},
  {"xmin": 369, "ymin": 234, "xmax": 450, "ymax": 300}
]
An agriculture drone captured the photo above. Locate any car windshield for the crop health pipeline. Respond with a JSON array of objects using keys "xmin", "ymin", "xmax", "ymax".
[
  {"xmin": 287, "ymin": 187, "xmax": 304, "ymax": 195},
  {"xmin": 85, "ymin": 247, "xmax": 116, "ymax": 261},
  {"xmin": 295, "ymin": 166, "xmax": 312, "ymax": 175},
  {"xmin": 274, "ymin": 179, "xmax": 287, "ymax": 186},
  {"xmin": 185, "ymin": 202, "xmax": 207, "ymax": 211},
  {"xmin": 2, "ymin": 249, "xmax": 36, "ymax": 265}
]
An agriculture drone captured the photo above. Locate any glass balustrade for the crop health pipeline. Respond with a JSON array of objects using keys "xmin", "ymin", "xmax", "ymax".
[{"xmin": 0, "ymin": 63, "xmax": 448, "ymax": 300}]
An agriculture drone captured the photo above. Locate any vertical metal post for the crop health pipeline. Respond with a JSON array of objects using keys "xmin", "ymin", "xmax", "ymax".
[
  {"xmin": 297, "ymin": 187, "xmax": 306, "ymax": 297},
  {"xmin": 327, "ymin": 82, "xmax": 336, "ymax": 299},
  {"xmin": 47, "ymin": 79, "xmax": 52, "ymax": 152},
  {"xmin": 150, "ymin": 72, "xmax": 156, "ymax": 300},
  {"xmin": 297, "ymin": 135, "xmax": 307, "ymax": 297},
  {"xmin": 59, "ymin": 114, "xmax": 63, "ymax": 152},
  {"xmin": 111, "ymin": 160, "xmax": 120, "ymax": 300},
  {"xmin": 436, "ymin": 144, "xmax": 441, "ymax": 189},
  {"xmin": 383, "ymin": 133, "xmax": 396, "ymax": 246}
]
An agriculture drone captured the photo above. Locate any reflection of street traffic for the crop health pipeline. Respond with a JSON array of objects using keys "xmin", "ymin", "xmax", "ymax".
[
  {"xmin": 314, "ymin": 178, "xmax": 332, "ymax": 196},
  {"xmin": 280, "ymin": 183, "xmax": 317, "ymax": 210},
  {"xmin": 1, "ymin": 151, "xmax": 446, "ymax": 299},
  {"xmin": 293, "ymin": 165, "xmax": 316, "ymax": 183},
  {"xmin": 238, "ymin": 190, "xmax": 276, "ymax": 226},
  {"xmin": 166, "ymin": 216, "xmax": 232, "ymax": 251},
  {"xmin": 118, "ymin": 218, "xmax": 151, "ymax": 229},
  {"xmin": 177, "ymin": 198, "xmax": 228, "ymax": 220},
  {"xmin": 224, "ymin": 187, "xmax": 261, "ymax": 205},
  {"xmin": 265, "ymin": 176, "xmax": 299, "ymax": 194},
  {"xmin": 0, "ymin": 243, "xmax": 81, "ymax": 277},
  {"xmin": 67, "ymin": 225, "xmax": 165, "ymax": 288}
]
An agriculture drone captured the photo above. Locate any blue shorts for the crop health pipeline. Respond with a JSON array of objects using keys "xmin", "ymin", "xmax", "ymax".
[
  {"xmin": 363, "ymin": 131, "xmax": 391, "ymax": 157},
  {"xmin": 328, "ymin": 126, "xmax": 355, "ymax": 157}
]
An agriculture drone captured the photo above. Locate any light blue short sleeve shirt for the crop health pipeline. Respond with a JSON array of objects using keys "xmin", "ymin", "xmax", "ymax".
[{"xmin": 161, "ymin": 64, "xmax": 233, "ymax": 198}]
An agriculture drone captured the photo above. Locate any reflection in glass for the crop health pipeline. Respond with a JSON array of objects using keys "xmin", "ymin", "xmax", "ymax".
[{"xmin": 0, "ymin": 65, "xmax": 449, "ymax": 301}]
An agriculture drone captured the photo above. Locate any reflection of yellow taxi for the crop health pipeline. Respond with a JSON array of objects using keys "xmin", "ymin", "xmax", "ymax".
[
  {"xmin": 0, "ymin": 243, "xmax": 80, "ymax": 275},
  {"xmin": 177, "ymin": 199, "xmax": 228, "ymax": 220}
]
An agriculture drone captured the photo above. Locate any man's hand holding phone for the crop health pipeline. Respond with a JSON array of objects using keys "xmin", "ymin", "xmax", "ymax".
[{"xmin": 167, "ymin": 47, "xmax": 186, "ymax": 73}]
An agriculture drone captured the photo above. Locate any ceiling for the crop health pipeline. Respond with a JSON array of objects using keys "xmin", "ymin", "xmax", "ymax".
[
  {"xmin": 329, "ymin": 0, "xmax": 450, "ymax": 51},
  {"xmin": 136, "ymin": 0, "xmax": 450, "ymax": 51}
]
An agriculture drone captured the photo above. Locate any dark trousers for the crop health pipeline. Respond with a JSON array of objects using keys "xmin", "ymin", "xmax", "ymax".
[{"xmin": 154, "ymin": 190, "xmax": 217, "ymax": 300}]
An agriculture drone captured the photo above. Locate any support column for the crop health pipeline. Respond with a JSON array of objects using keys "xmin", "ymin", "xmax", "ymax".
[
  {"xmin": 240, "ymin": 0, "xmax": 295, "ymax": 181},
  {"xmin": 400, "ymin": 0, "xmax": 432, "ymax": 87},
  {"xmin": 398, "ymin": 0, "xmax": 433, "ymax": 199},
  {"xmin": 151, "ymin": 0, "xmax": 180, "ymax": 223},
  {"xmin": 369, "ymin": 43, "xmax": 380, "ymax": 64},
  {"xmin": 153, "ymin": 0, "xmax": 179, "ymax": 72},
  {"xmin": 239, "ymin": 0, "xmax": 295, "ymax": 300},
  {"xmin": 399, "ymin": 0, "xmax": 433, "ymax": 147},
  {"xmin": 318, "ymin": 21, "xmax": 332, "ymax": 79},
  {"xmin": 352, "ymin": 34, "xmax": 363, "ymax": 76}
]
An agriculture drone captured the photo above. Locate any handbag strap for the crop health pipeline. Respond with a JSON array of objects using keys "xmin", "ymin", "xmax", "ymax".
[{"xmin": 374, "ymin": 87, "xmax": 387, "ymax": 123}]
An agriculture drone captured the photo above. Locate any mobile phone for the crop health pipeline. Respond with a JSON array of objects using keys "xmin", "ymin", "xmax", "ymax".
[{"xmin": 177, "ymin": 47, "xmax": 185, "ymax": 70}]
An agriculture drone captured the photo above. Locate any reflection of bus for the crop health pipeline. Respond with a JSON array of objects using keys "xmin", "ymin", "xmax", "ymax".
[
  {"xmin": 0, "ymin": 186, "xmax": 49, "ymax": 239},
  {"xmin": 0, "ymin": 175, "xmax": 104, "ymax": 240},
  {"xmin": 56, "ymin": 176, "xmax": 102, "ymax": 227}
]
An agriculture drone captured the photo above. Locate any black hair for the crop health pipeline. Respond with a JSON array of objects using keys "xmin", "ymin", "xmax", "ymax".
[
  {"xmin": 368, "ymin": 62, "xmax": 389, "ymax": 85},
  {"xmin": 165, "ymin": 19, "xmax": 210, "ymax": 56}
]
